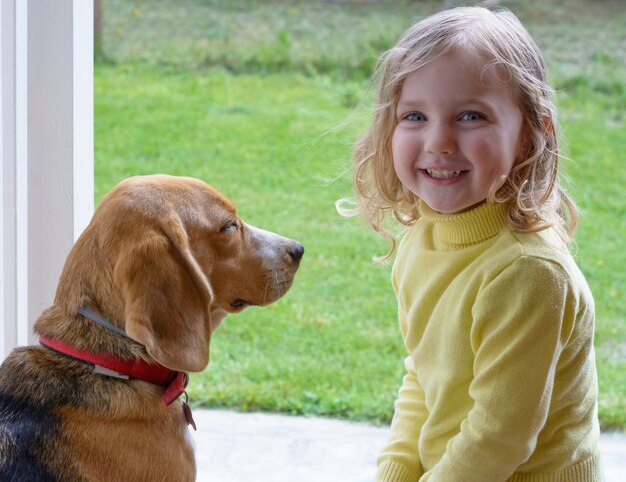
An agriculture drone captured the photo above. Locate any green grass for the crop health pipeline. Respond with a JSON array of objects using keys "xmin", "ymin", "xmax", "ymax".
[
  {"xmin": 557, "ymin": 87, "xmax": 626, "ymax": 428},
  {"xmin": 95, "ymin": 0, "xmax": 625, "ymax": 429}
]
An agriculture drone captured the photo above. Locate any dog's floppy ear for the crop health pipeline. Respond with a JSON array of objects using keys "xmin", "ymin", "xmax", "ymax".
[{"xmin": 114, "ymin": 215, "xmax": 214, "ymax": 372}]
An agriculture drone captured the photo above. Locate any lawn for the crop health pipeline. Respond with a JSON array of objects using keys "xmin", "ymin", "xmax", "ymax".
[{"xmin": 95, "ymin": 0, "xmax": 625, "ymax": 429}]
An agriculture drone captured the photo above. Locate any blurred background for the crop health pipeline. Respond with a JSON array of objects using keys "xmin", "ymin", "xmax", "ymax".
[{"xmin": 93, "ymin": 0, "xmax": 625, "ymax": 430}]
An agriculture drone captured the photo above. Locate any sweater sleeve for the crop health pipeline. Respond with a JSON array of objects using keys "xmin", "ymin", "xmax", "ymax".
[
  {"xmin": 376, "ymin": 356, "xmax": 428, "ymax": 482},
  {"xmin": 420, "ymin": 255, "xmax": 579, "ymax": 482},
  {"xmin": 377, "ymin": 257, "xmax": 429, "ymax": 482}
]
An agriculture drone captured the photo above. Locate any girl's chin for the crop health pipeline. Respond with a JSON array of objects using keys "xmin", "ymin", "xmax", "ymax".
[{"xmin": 422, "ymin": 199, "xmax": 487, "ymax": 215}]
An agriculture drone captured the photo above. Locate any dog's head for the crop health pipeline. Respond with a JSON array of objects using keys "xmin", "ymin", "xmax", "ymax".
[{"xmin": 82, "ymin": 175, "xmax": 303, "ymax": 372}]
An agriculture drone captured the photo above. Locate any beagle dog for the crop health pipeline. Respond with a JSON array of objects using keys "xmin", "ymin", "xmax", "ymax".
[{"xmin": 0, "ymin": 175, "xmax": 303, "ymax": 481}]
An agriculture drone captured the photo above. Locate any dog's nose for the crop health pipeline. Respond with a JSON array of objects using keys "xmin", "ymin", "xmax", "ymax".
[{"xmin": 289, "ymin": 243, "xmax": 304, "ymax": 263}]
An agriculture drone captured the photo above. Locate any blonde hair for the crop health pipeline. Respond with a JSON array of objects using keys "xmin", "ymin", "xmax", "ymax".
[{"xmin": 350, "ymin": 6, "xmax": 577, "ymax": 257}]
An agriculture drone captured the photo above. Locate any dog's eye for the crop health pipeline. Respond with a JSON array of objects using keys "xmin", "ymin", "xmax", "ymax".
[{"xmin": 220, "ymin": 221, "xmax": 239, "ymax": 233}]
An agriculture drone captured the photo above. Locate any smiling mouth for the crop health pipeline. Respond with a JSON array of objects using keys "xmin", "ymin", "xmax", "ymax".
[{"xmin": 424, "ymin": 168, "xmax": 467, "ymax": 179}]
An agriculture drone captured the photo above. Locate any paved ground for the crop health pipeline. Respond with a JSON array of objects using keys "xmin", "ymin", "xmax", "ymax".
[{"xmin": 191, "ymin": 409, "xmax": 625, "ymax": 482}]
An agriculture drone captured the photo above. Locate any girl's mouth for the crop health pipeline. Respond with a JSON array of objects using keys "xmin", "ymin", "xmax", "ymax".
[{"xmin": 423, "ymin": 168, "xmax": 467, "ymax": 180}]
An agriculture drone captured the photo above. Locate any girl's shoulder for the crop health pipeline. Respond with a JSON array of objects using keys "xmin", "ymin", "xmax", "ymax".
[
  {"xmin": 506, "ymin": 227, "xmax": 576, "ymax": 269},
  {"xmin": 497, "ymin": 227, "xmax": 591, "ymax": 299}
]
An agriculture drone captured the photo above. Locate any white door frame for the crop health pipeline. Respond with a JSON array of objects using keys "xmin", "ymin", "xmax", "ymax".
[{"xmin": 1, "ymin": 0, "xmax": 93, "ymax": 360}]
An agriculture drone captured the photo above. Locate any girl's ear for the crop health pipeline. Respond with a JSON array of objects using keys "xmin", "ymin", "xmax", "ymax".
[
  {"xmin": 521, "ymin": 115, "xmax": 555, "ymax": 160},
  {"xmin": 517, "ymin": 118, "xmax": 540, "ymax": 162},
  {"xmin": 115, "ymin": 220, "xmax": 213, "ymax": 373},
  {"xmin": 542, "ymin": 115, "xmax": 556, "ymax": 142},
  {"xmin": 542, "ymin": 114, "xmax": 554, "ymax": 131}
]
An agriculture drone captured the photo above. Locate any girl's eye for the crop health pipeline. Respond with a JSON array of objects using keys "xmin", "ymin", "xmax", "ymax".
[
  {"xmin": 220, "ymin": 221, "xmax": 239, "ymax": 233},
  {"xmin": 404, "ymin": 112, "xmax": 427, "ymax": 122},
  {"xmin": 460, "ymin": 111, "xmax": 485, "ymax": 121}
]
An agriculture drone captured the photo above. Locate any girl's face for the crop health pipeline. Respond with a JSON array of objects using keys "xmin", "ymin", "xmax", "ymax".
[{"xmin": 392, "ymin": 48, "xmax": 524, "ymax": 214}]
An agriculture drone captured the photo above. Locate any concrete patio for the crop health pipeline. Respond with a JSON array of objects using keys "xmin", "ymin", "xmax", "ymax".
[{"xmin": 191, "ymin": 409, "xmax": 626, "ymax": 482}]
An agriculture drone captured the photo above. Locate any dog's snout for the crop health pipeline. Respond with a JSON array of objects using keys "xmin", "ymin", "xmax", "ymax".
[
  {"xmin": 247, "ymin": 224, "xmax": 304, "ymax": 266},
  {"xmin": 289, "ymin": 243, "xmax": 305, "ymax": 263}
]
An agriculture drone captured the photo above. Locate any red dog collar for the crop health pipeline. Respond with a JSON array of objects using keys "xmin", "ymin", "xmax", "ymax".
[{"xmin": 39, "ymin": 335, "xmax": 196, "ymax": 430}]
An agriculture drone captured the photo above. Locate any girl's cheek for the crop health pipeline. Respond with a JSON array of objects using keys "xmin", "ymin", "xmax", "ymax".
[
  {"xmin": 471, "ymin": 137, "xmax": 495, "ymax": 158},
  {"xmin": 393, "ymin": 133, "xmax": 418, "ymax": 159}
]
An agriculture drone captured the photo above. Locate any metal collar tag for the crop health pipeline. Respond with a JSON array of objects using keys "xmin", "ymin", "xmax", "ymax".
[{"xmin": 93, "ymin": 364, "xmax": 130, "ymax": 379}]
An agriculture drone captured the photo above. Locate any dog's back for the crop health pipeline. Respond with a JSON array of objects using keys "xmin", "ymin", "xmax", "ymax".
[{"xmin": 0, "ymin": 347, "xmax": 81, "ymax": 482}]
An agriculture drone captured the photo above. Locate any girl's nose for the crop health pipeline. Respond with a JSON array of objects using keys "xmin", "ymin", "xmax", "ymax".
[{"xmin": 424, "ymin": 123, "xmax": 456, "ymax": 155}]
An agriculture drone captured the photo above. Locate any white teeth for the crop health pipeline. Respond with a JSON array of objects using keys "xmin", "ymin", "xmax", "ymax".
[{"xmin": 426, "ymin": 169, "xmax": 463, "ymax": 179}]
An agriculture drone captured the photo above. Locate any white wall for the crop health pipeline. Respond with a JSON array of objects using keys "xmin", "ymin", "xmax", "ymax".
[{"xmin": 1, "ymin": 0, "xmax": 93, "ymax": 360}]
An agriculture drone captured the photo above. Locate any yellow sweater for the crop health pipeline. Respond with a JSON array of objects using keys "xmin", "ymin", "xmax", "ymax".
[{"xmin": 376, "ymin": 202, "xmax": 601, "ymax": 482}]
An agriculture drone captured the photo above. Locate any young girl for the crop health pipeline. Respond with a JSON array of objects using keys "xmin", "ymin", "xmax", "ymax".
[{"xmin": 347, "ymin": 6, "xmax": 601, "ymax": 482}]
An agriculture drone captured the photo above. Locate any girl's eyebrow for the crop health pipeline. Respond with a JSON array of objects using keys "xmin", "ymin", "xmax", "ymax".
[
  {"xmin": 396, "ymin": 98, "xmax": 425, "ymax": 110},
  {"xmin": 397, "ymin": 97, "xmax": 495, "ymax": 111},
  {"xmin": 463, "ymin": 97, "xmax": 494, "ymax": 107}
]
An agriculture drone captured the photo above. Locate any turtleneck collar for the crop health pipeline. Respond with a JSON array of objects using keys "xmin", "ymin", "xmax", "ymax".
[{"xmin": 419, "ymin": 200, "xmax": 508, "ymax": 249}]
